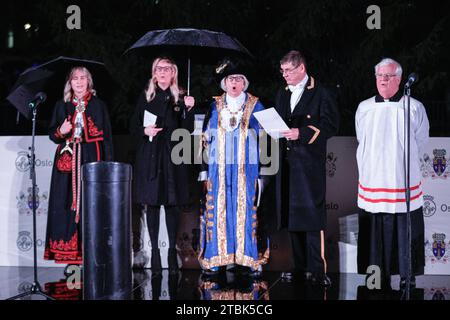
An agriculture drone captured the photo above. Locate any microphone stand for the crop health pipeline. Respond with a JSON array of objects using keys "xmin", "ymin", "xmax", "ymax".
[
  {"xmin": 7, "ymin": 105, "xmax": 55, "ymax": 300},
  {"xmin": 402, "ymin": 85, "xmax": 412, "ymax": 300}
]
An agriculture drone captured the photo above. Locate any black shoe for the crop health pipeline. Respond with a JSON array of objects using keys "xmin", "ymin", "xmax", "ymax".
[
  {"xmin": 239, "ymin": 266, "xmax": 262, "ymax": 279},
  {"xmin": 202, "ymin": 267, "xmax": 220, "ymax": 275},
  {"xmin": 281, "ymin": 271, "xmax": 311, "ymax": 282},
  {"xmin": 304, "ymin": 271, "xmax": 313, "ymax": 281},
  {"xmin": 400, "ymin": 276, "xmax": 416, "ymax": 288},
  {"xmin": 168, "ymin": 248, "xmax": 179, "ymax": 274},
  {"xmin": 280, "ymin": 271, "xmax": 295, "ymax": 282},
  {"xmin": 201, "ymin": 267, "xmax": 223, "ymax": 280},
  {"xmin": 151, "ymin": 248, "xmax": 162, "ymax": 276},
  {"xmin": 311, "ymin": 273, "xmax": 332, "ymax": 287},
  {"xmin": 248, "ymin": 268, "xmax": 262, "ymax": 279}
]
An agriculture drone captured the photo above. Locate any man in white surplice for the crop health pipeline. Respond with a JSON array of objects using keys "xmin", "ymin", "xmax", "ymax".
[{"xmin": 355, "ymin": 58, "xmax": 429, "ymax": 290}]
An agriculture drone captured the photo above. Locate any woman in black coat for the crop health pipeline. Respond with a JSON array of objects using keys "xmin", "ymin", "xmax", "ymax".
[
  {"xmin": 131, "ymin": 57, "xmax": 195, "ymax": 275},
  {"xmin": 44, "ymin": 66, "xmax": 113, "ymax": 265}
]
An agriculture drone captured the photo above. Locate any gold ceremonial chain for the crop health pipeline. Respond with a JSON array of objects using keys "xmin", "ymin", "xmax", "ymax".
[{"xmin": 223, "ymin": 101, "xmax": 245, "ymax": 129}]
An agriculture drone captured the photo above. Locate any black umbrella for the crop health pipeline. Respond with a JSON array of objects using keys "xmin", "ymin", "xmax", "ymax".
[
  {"xmin": 7, "ymin": 56, "xmax": 114, "ymax": 121},
  {"xmin": 125, "ymin": 28, "xmax": 253, "ymax": 94}
]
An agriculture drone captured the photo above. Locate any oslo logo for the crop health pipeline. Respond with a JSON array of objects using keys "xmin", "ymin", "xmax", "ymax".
[
  {"xmin": 15, "ymin": 151, "xmax": 30, "ymax": 172},
  {"xmin": 423, "ymin": 195, "xmax": 437, "ymax": 217},
  {"xmin": 17, "ymin": 231, "xmax": 33, "ymax": 252},
  {"xmin": 326, "ymin": 202, "xmax": 339, "ymax": 210},
  {"xmin": 15, "ymin": 151, "xmax": 52, "ymax": 172},
  {"xmin": 149, "ymin": 240, "xmax": 167, "ymax": 249},
  {"xmin": 18, "ymin": 281, "xmax": 33, "ymax": 293},
  {"xmin": 34, "ymin": 159, "xmax": 53, "ymax": 167},
  {"xmin": 441, "ymin": 203, "xmax": 450, "ymax": 213}
]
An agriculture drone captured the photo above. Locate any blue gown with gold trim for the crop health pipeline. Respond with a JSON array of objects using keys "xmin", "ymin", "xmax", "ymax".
[{"xmin": 198, "ymin": 93, "xmax": 269, "ymax": 270}]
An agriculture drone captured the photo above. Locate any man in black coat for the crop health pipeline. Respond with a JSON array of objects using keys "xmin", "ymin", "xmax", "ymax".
[{"xmin": 273, "ymin": 50, "xmax": 339, "ymax": 286}]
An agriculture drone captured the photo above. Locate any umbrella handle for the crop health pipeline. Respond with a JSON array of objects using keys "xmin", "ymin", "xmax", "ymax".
[
  {"xmin": 183, "ymin": 58, "xmax": 191, "ymax": 119},
  {"xmin": 187, "ymin": 57, "xmax": 191, "ymax": 96}
]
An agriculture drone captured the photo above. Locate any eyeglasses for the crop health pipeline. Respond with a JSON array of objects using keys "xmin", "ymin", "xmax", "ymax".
[
  {"xmin": 279, "ymin": 65, "xmax": 299, "ymax": 75},
  {"xmin": 71, "ymin": 75, "xmax": 87, "ymax": 81},
  {"xmin": 155, "ymin": 66, "xmax": 173, "ymax": 73},
  {"xmin": 227, "ymin": 75, "xmax": 244, "ymax": 82},
  {"xmin": 375, "ymin": 73, "xmax": 398, "ymax": 80}
]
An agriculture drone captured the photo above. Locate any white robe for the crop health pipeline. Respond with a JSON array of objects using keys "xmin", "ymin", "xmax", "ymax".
[{"xmin": 355, "ymin": 95, "xmax": 430, "ymax": 213}]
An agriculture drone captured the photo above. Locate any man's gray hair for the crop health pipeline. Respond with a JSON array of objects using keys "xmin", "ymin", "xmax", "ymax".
[{"xmin": 374, "ymin": 58, "xmax": 403, "ymax": 76}]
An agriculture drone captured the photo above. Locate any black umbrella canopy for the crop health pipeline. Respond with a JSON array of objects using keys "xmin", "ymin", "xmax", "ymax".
[
  {"xmin": 7, "ymin": 56, "xmax": 115, "ymax": 120},
  {"xmin": 10, "ymin": 67, "xmax": 54, "ymax": 92},
  {"xmin": 126, "ymin": 28, "xmax": 253, "ymax": 62},
  {"xmin": 126, "ymin": 28, "xmax": 254, "ymax": 94}
]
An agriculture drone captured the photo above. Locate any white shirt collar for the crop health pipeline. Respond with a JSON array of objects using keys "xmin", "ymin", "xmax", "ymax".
[
  {"xmin": 288, "ymin": 74, "xmax": 309, "ymax": 92},
  {"xmin": 225, "ymin": 92, "xmax": 246, "ymax": 111}
]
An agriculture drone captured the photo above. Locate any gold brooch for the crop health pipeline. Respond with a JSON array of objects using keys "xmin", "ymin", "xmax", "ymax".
[{"xmin": 216, "ymin": 61, "xmax": 228, "ymax": 74}]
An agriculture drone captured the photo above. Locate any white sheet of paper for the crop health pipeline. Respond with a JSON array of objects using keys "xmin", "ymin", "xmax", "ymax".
[
  {"xmin": 144, "ymin": 110, "xmax": 157, "ymax": 142},
  {"xmin": 192, "ymin": 114, "xmax": 205, "ymax": 136},
  {"xmin": 253, "ymin": 107, "xmax": 290, "ymax": 139}
]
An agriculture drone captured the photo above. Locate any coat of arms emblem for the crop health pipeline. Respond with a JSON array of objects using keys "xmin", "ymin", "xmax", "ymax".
[
  {"xmin": 432, "ymin": 233, "xmax": 446, "ymax": 260},
  {"xmin": 433, "ymin": 149, "xmax": 447, "ymax": 176}
]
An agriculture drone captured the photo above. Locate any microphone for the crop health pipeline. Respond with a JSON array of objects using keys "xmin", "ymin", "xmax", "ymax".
[
  {"xmin": 404, "ymin": 73, "xmax": 419, "ymax": 88},
  {"xmin": 28, "ymin": 92, "xmax": 47, "ymax": 108}
]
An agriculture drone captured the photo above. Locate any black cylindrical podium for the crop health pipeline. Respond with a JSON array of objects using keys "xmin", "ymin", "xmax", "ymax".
[{"xmin": 82, "ymin": 162, "xmax": 132, "ymax": 300}]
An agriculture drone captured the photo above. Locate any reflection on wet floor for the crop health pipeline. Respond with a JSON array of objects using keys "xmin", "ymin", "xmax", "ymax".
[
  {"xmin": 1, "ymin": 267, "xmax": 449, "ymax": 300},
  {"xmin": 44, "ymin": 279, "xmax": 82, "ymax": 300},
  {"xmin": 198, "ymin": 269, "xmax": 269, "ymax": 300}
]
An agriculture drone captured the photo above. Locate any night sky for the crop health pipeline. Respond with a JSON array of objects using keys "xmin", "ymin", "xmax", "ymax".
[{"xmin": 1, "ymin": 0, "xmax": 449, "ymax": 135}]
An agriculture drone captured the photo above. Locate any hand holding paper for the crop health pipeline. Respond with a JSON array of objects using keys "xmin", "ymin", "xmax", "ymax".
[
  {"xmin": 144, "ymin": 110, "xmax": 159, "ymax": 142},
  {"xmin": 253, "ymin": 107, "xmax": 290, "ymax": 139},
  {"xmin": 281, "ymin": 128, "xmax": 299, "ymax": 140}
]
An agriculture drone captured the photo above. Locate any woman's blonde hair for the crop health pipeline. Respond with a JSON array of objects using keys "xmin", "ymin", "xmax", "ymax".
[
  {"xmin": 145, "ymin": 57, "xmax": 182, "ymax": 104},
  {"xmin": 63, "ymin": 67, "xmax": 96, "ymax": 102}
]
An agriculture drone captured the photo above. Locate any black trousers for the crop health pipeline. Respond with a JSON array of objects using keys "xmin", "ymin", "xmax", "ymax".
[
  {"xmin": 357, "ymin": 208, "xmax": 425, "ymax": 278},
  {"xmin": 289, "ymin": 230, "xmax": 326, "ymax": 275},
  {"xmin": 146, "ymin": 205, "xmax": 180, "ymax": 249}
]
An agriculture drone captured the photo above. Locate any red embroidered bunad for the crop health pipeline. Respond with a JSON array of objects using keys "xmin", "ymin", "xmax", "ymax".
[{"xmin": 55, "ymin": 93, "xmax": 105, "ymax": 224}]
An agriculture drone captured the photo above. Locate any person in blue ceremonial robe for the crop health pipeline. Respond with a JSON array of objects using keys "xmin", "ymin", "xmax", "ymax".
[{"xmin": 198, "ymin": 60, "xmax": 269, "ymax": 276}]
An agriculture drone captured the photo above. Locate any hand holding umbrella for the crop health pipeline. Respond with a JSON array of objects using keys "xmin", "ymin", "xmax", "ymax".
[{"xmin": 184, "ymin": 95, "xmax": 195, "ymax": 111}]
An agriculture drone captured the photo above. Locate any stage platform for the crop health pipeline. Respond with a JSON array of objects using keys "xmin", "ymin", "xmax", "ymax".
[{"xmin": 1, "ymin": 267, "xmax": 449, "ymax": 300}]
